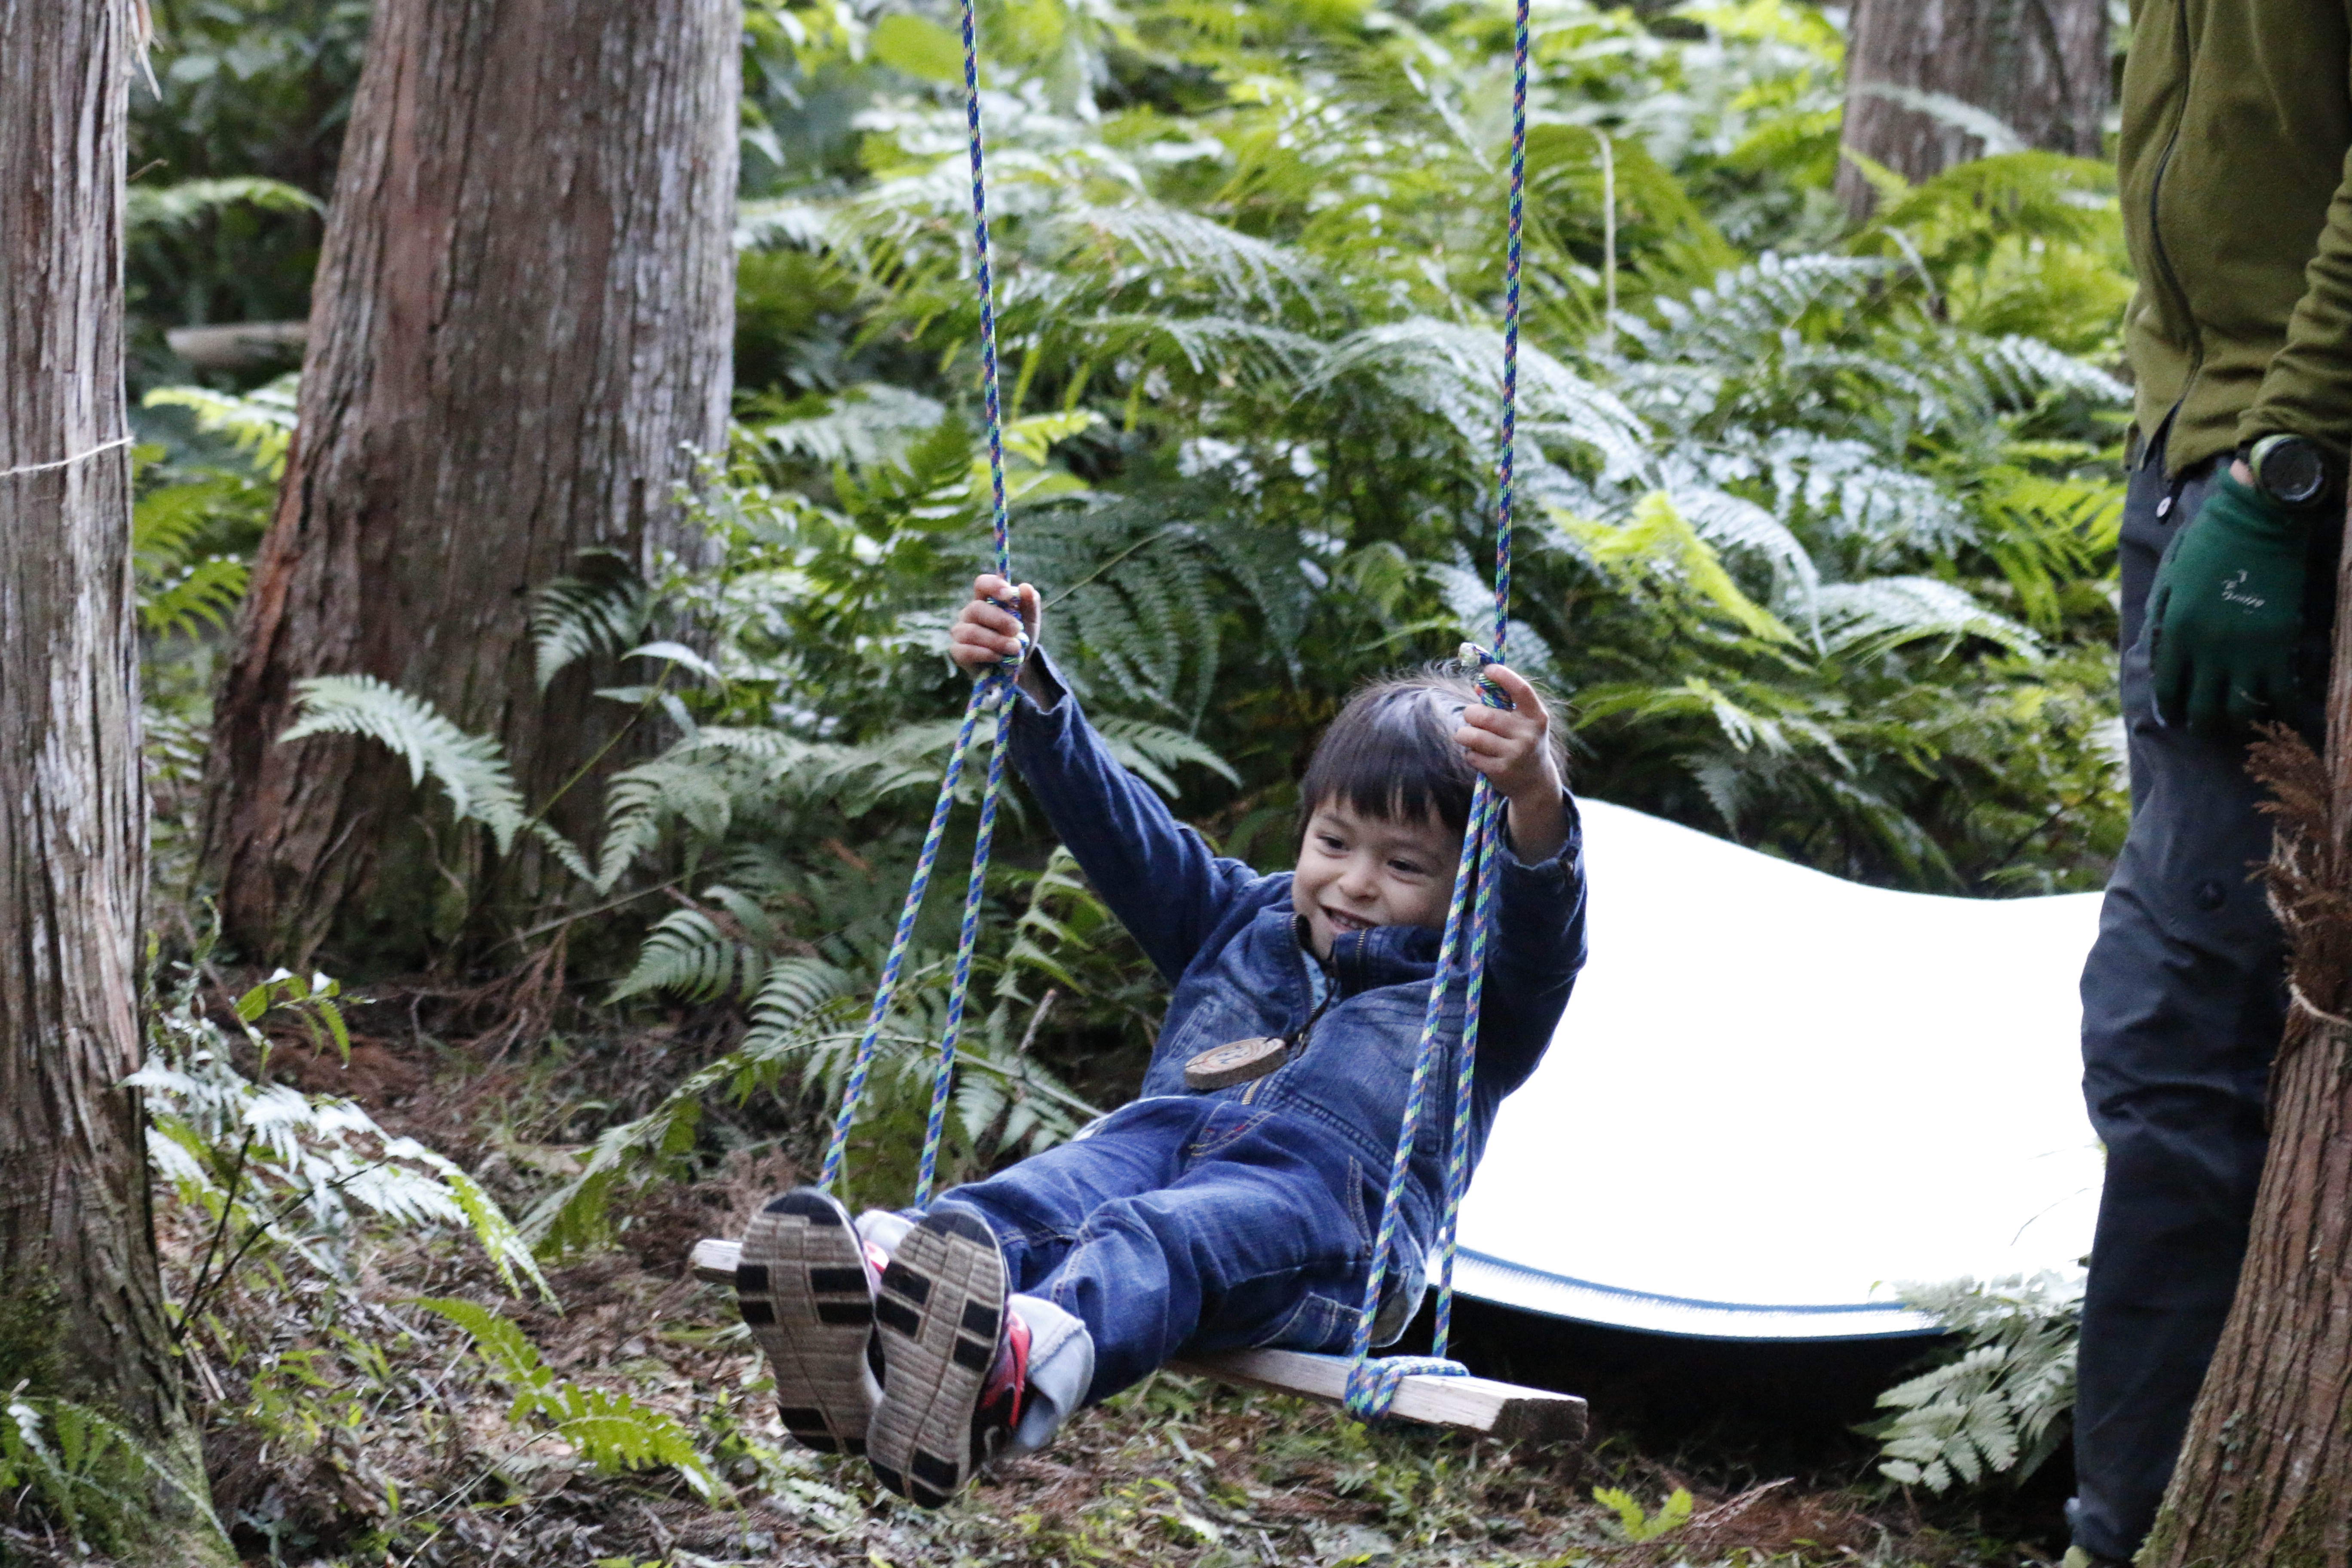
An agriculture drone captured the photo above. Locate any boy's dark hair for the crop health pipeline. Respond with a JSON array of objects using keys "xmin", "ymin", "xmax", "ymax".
[{"xmin": 1296, "ymin": 666, "xmax": 1566, "ymax": 841}]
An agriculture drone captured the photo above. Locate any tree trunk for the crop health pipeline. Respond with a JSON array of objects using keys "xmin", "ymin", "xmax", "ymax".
[
  {"xmin": 199, "ymin": 0, "xmax": 739, "ymax": 974},
  {"xmin": 0, "ymin": 1, "xmax": 224, "ymax": 1554},
  {"xmin": 2140, "ymin": 528, "xmax": 2352, "ymax": 1567},
  {"xmin": 1835, "ymin": 0, "xmax": 2110, "ymax": 222}
]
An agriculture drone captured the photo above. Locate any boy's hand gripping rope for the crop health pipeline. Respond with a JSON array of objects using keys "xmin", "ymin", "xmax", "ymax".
[
  {"xmin": 1344, "ymin": 0, "xmax": 1531, "ymax": 1422},
  {"xmin": 818, "ymin": 0, "xmax": 1020, "ymax": 1210}
]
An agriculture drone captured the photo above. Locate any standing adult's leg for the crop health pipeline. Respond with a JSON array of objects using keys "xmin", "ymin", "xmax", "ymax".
[{"xmin": 2069, "ymin": 441, "xmax": 2337, "ymax": 1561}]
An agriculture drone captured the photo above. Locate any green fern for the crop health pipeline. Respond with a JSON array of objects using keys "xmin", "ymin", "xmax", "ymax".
[
  {"xmin": 1593, "ymin": 1485, "xmax": 1694, "ymax": 1544},
  {"xmin": 531, "ymin": 548, "xmax": 652, "ymax": 691},
  {"xmin": 132, "ymin": 473, "xmax": 253, "ymax": 640},
  {"xmin": 140, "ymin": 952, "xmax": 550, "ymax": 1302},
  {"xmin": 126, "ymin": 175, "xmax": 322, "ymax": 232},
  {"xmin": 281, "ymin": 676, "xmax": 541, "ymax": 856},
  {"xmin": 0, "ymin": 1392, "xmax": 230, "ymax": 1556},
  {"xmin": 414, "ymin": 1298, "xmax": 722, "ymax": 1499},
  {"xmin": 1865, "ymin": 1270, "xmax": 2084, "ymax": 1494},
  {"xmin": 606, "ymin": 900, "xmax": 772, "ymax": 1004},
  {"xmin": 1813, "ymin": 577, "xmax": 2038, "ymax": 661},
  {"xmin": 143, "ymin": 375, "xmax": 301, "ymax": 479}
]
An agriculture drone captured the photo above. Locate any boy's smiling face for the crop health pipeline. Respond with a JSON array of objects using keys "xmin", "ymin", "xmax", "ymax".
[{"xmin": 1292, "ymin": 798, "xmax": 1463, "ymax": 961}]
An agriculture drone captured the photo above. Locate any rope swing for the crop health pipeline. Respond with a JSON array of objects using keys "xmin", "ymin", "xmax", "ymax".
[{"xmin": 778, "ymin": 0, "xmax": 1573, "ymax": 1441}]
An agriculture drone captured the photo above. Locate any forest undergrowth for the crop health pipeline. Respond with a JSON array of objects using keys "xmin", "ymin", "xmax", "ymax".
[{"xmin": 0, "ymin": 969, "xmax": 2071, "ymax": 1568}]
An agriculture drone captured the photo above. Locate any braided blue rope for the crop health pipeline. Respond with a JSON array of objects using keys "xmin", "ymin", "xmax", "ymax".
[
  {"xmin": 914, "ymin": 688, "xmax": 1015, "ymax": 1206},
  {"xmin": 819, "ymin": 0, "xmax": 1018, "ymax": 1204},
  {"xmin": 820, "ymin": 679, "xmax": 994, "ymax": 1190},
  {"xmin": 963, "ymin": 0, "xmax": 1010, "ymax": 583},
  {"xmin": 1343, "ymin": 0, "xmax": 1531, "ymax": 1423}
]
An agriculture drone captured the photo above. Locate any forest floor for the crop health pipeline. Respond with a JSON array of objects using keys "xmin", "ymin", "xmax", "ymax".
[{"xmin": 8, "ymin": 977, "xmax": 2074, "ymax": 1568}]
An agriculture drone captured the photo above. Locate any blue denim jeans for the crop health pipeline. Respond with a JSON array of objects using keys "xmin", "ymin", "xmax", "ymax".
[{"xmin": 936, "ymin": 1096, "xmax": 1378, "ymax": 1405}]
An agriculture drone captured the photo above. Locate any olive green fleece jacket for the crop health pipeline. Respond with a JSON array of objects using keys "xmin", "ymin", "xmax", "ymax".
[{"xmin": 2121, "ymin": 0, "xmax": 2352, "ymax": 479}]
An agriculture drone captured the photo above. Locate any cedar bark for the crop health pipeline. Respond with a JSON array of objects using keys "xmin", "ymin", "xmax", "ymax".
[
  {"xmin": 0, "ymin": 0, "xmax": 224, "ymax": 1551},
  {"xmin": 1835, "ymin": 0, "xmax": 2109, "ymax": 222},
  {"xmin": 199, "ymin": 0, "xmax": 739, "ymax": 972},
  {"xmin": 2140, "ymin": 535, "xmax": 2352, "ymax": 1568}
]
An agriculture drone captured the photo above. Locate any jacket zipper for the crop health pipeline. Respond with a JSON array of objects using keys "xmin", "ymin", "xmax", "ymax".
[
  {"xmin": 1244, "ymin": 922, "xmax": 1342, "ymax": 1105},
  {"xmin": 2144, "ymin": 0, "xmax": 2202, "ymax": 441}
]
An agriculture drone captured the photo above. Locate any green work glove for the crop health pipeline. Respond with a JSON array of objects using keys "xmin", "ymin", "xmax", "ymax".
[{"xmin": 2146, "ymin": 472, "xmax": 2309, "ymax": 730}]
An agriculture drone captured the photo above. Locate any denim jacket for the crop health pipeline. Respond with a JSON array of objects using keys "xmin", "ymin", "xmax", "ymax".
[{"xmin": 1007, "ymin": 660, "xmax": 1589, "ymax": 1270}]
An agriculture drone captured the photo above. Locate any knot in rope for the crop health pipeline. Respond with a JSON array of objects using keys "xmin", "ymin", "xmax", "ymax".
[{"xmin": 1344, "ymin": 1355, "xmax": 1470, "ymax": 1422}]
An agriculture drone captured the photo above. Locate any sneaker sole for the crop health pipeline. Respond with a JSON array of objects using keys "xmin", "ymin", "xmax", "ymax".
[
  {"xmin": 735, "ymin": 1187, "xmax": 876, "ymax": 1455},
  {"xmin": 867, "ymin": 1207, "xmax": 1005, "ymax": 1508}
]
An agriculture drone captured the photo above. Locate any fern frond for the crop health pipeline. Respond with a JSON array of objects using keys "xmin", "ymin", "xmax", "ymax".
[
  {"xmin": 1814, "ymin": 577, "xmax": 2038, "ymax": 660},
  {"xmin": 1069, "ymin": 313, "xmax": 1323, "ymax": 387},
  {"xmin": 1306, "ymin": 318, "xmax": 1648, "ymax": 474},
  {"xmin": 126, "ymin": 175, "xmax": 323, "ymax": 231},
  {"xmin": 1856, "ymin": 84, "xmax": 2024, "ymax": 156},
  {"xmin": 1754, "ymin": 429, "xmax": 1968, "ymax": 554},
  {"xmin": 1622, "ymin": 253, "xmax": 1889, "ymax": 371},
  {"xmin": 415, "ymin": 1298, "xmax": 723, "ymax": 1498},
  {"xmin": 282, "ymin": 676, "xmax": 533, "ymax": 851},
  {"xmin": 742, "ymin": 382, "xmax": 948, "ymax": 471},
  {"xmin": 138, "ymin": 554, "xmax": 249, "ymax": 641},
  {"xmin": 1666, "ymin": 484, "xmax": 1822, "ymax": 607},
  {"xmin": 606, "ymin": 906, "xmax": 766, "ymax": 1004},
  {"xmin": 1053, "ymin": 202, "xmax": 1324, "ymax": 315},
  {"xmin": 587, "ymin": 751, "xmax": 727, "ymax": 891},
  {"xmin": 1558, "ymin": 493, "xmax": 1798, "ymax": 644},
  {"xmin": 735, "ymin": 196, "xmax": 845, "ymax": 252},
  {"xmin": 1969, "ymin": 332, "xmax": 2131, "ymax": 408},
  {"xmin": 531, "ymin": 548, "xmax": 651, "ymax": 691},
  {"xmin": 1870, "ymin": 1271, "xmax": 2083, "ymax": 1493},
  {"xmin": 1093, "ymin": 715, "xmax": 1240, "ymax": 797},
  {"xmin": 0, "ymin": 1393, "xmax": 232, "ymax": 1556},
  {"xmin": 143, "ymin": 375, "xmax": 301, "ymax": 479}
]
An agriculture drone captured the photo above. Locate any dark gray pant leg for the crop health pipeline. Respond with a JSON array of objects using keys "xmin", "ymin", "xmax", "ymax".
[{"xmin": 2069, "ymin": 445, "xmax": 2338, "ymax": 1561}]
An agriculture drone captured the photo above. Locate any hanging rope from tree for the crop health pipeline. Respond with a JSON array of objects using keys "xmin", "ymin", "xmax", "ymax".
[
  {"xmin": 815, "ymin": 0, "xmax": 1542, "ymax": 1428},
  {"xmin": 1342, "ymin": 0, "xmax": 1532, "ymax": 1421},
  {"xmin": 816, "ymin": 0, "xmax": 1020, "ymax": 1211}
]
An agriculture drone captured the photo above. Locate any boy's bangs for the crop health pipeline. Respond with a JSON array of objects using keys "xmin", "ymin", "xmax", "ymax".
[{"xmin": 1298, "ymin": 680, "xmax": 1476, "ymax": 838}]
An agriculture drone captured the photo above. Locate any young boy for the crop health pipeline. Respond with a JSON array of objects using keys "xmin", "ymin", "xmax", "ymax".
[{"xmin": 733, "ymin": 573, "xmax": 1586, "ymax": 1507}]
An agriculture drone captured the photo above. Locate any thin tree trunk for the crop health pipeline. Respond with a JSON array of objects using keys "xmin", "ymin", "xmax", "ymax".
[
  {"xmin": 199, "ymin": 0, "xmax": 739, "ymax": 973},
  {"xmin": 1836, "ymin": 0, "xmax": 2110, "ymax": 222},
  {"xmin": 0, "ymin": 1, "xmax": 224, "ymax": 1554},
  {"xmin": 2141, "ymin": 530, "xmax": 2352, "ymax": 1568},
  {"xmin": 2154, "ymin": 522, "xmax": 2352, "ymax": 1561}
]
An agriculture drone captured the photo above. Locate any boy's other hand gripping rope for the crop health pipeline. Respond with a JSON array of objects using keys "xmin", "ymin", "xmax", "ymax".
[
  {"xmin": 1344, "ymin": 0, "xmax": 1531, "ymax": 1423},
  {"xmin": 818, "ymin": 0, "xmax": 1019, "ymax": 1210}
]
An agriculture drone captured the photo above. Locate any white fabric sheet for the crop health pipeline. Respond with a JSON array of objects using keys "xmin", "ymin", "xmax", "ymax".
[{"xmin": 1455, "ymin": 800, "xmax": 2105, "ymax": 1339}]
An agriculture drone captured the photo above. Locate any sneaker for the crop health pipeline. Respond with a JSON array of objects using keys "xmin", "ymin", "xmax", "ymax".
[
  {"xmin": 867, "ymin": 1207, "xmax": 1027, "ymax": 1507},
  {"xmin": 734, "ymin": 1187, "xmax": 882, "ymax": 1455}
]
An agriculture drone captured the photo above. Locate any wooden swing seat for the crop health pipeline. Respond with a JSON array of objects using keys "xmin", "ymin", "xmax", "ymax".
[{"xmin": 689, "ymin": 1237, "xmax": 1586, "ymax": 1444}]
